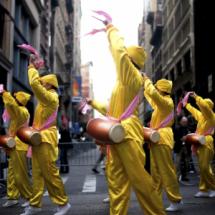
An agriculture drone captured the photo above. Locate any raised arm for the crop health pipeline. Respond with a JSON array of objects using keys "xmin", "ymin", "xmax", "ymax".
[
  {"xmin": 2, "ymin": 92, "xmax": 20, "ymax": 118},
  {"xmin": 106, "ymin": 25, "xmax": 143, "ymax": 85},
  {"xmin": 185, "ymin": 103, "xmax": 202, "ymax": 122},
  {"xmin": 28, "ymin": 64, "xmax": 58, "ymax": 106},
  {"xmin": 143, "ymin": 78, "xmax": 171, "ymax": 108},
  {"xmin": 90, "ymin": 100, "xmax": 108, "ymax": 116}
]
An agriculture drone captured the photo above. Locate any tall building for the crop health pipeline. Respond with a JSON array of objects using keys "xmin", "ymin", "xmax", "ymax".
[
  {"xmin": 0, "ymin": 0, "xmax": 44, "ymax": 180},
  {"xmin": 65, "ymin": 0, "xmax": 82, "ymax": 122},
  {"xmin": 143, "ymin": 0, "xmax": 197, "ymax": 103},
  {"xmin": 162, "ymin": 0, "xmax": 194, "ymax": 102},
  {"xmin": 40, "ymin": 0, "xmax": 50, "ymax": 69}
]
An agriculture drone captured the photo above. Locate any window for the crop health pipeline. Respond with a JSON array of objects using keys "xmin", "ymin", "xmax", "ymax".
[
  {"xmin": 13, "ymin": 44, "xmax": 20, "ymax": 78},
  {"xmin": 0, "ymin": 6, "xmax": 5, "ymax": 49},
  {"xmin": 168, "ymin": 18, "xmax": 174, "ymax": 36},
  {"xmin": 176, "ymin": 60, "xmax": 182, "ymax": 76},
  {"xmin": 170, "ymin": 68, "xmax": 175, "ymax": 81},
  {"xmin": 175, "ymin": 32, "xmax": 182, "ymax": 49},
  {"xmin": 13, "ymin": 0, "xmax": 36, "ymax": 86},
  {"xmin": 184, "ymin": 50, "xmax": 191, "ymax": 72}
]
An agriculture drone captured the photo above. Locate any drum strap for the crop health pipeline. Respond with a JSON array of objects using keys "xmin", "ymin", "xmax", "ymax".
[
  {"xmin": 203, "ymin": 127, "xmax": 215, "ymax": 136},
  {"xmin": 27, "ymin": 109, "xmax": 58, "ymax": 158},
  {"xmin": 151, "ymin": 111, "xmax": 174, "ymax": 130},
  {"xmin": 107, "ymin": 90, "xmax": 142, "ymax": 122},
  {"xmin": 33, "ymin": 108, "xmax": 58, "ymax": 131},
  {"xmin": 106, "ymin": 90, "xmax": 142, "ymax": 159}
]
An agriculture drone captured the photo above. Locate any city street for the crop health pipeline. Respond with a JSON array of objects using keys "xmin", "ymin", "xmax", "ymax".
[{"xmin": 0, "ymin": 142, "xmax": 214, "ymax": 215}]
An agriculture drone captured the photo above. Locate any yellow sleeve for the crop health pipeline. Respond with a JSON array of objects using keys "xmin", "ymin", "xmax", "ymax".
[
  {"xmin": 106, "ymin": 25, "xmax": 143, "ymax": 86},
  {"xmin": 144, "ymin": 78, "xmax": 170, "ymax": 107},
  {"xmin": 28, "ymin": 66, "xmax": 58, "ymax": 106},
  {"xmin": 2, "ymin": 92, "xmax": 20, "ymax": 118},
  {"xmin": 144, "ymin": 90, "xmax": 155, "ymax": 110},
  {"xmin": 91, "ymin": 100, "xmax": 108, "ymax": 116},
  {"xmin": 185, "ymin": 103, "xmax": 202, "ymax": 121},
  {"xmin": 195, "ymin": 96, "xmax": 214, "ymax": 119}
]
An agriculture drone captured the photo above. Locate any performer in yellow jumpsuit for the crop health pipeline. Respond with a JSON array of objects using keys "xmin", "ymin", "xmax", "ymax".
[
  {"xmin": 142, "ymin": 76, "xmax": 182, "ymax": 211},
  {"xmin": 185, "ymin": 93, "xmax": 215, "ymax": 198},
  {"xmin": 89, "ymin": 21, "xmax": 166, "ymax": 215},
  {"xmin": 20, "ymin": 61, "xmax": 70, "ymax": 215},
  {"xmin": 1, "ymin": 91, "xmax": 32, "ymax": 207}
]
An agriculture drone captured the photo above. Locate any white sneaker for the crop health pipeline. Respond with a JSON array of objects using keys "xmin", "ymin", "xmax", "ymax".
[
  {"xmin": 2, "ymin": 200, "xmax": 19, "ymax": 207},
  {"xmin": 54, "ymin": 203, "xmax": 71, "ymax": 215},
  {"xmin": 194, "ymin": 191, "xmax": 209, "ymax": 198},
  {"xmin": 209, "ymin": 190, "xmax": 215, "ymax": 198},
  {"xmin": 103, "ymin": 197, "xmax": 110, "ymax": 203},
  {"xmin": 20, "ymin": 206, "xmax": 42, "ymax": 215},
  {"xmin": 21, "ymin": 201, "xmax": 30, "ymax": 207},
  {"xmin": 165, "ymin": 201, "xmax": 183, "ymax": 212}
]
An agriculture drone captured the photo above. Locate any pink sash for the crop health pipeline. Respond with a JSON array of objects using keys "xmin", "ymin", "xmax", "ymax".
[
  {"xmin": 106, "ymin": 92, "xmax": 141, "ymax": 159},
  {"xmin": 27, "ymin": 109, "xmax": 58, "ymax": 158},
  {"xmin": 154, "ymin": 111, "xmax": 174, "ymax": 130}
]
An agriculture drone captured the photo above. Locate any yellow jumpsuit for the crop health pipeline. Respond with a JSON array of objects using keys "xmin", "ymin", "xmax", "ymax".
[
  {"xmin": 2, "ymin": 92, "xmax": 32, "ymax": 201},
  {"xmin": 143, "ymin": 79, "xmax": 182, "ymax": 203},
  {"xmin": 28, "ymin": 66, "xmax": 69, "ymax": 207},
  {"xmin": 186, "ymin": 96, "xmax": 215, "ymax": 192},
  {"xmin": 91, "ymin": 25, "xmax": 166, "ymax": 215}
]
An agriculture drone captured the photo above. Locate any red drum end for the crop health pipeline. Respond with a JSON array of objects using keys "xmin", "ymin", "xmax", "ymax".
[{"xmin": 109, "ymin": 124, "xmax": 125, "ymax": 143}]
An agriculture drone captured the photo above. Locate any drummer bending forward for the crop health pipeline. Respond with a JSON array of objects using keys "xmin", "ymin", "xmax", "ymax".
[
  {"xmin": 20, "ymin": 59, "xmax": 70, "ymax": 215},
  {"xmin": 1, "ymin": 91, "xmax": 32, "ymax": 207},
  {"xmin": 90, "ymin": 18, "xmax": 166, "ymax": 215},
  {"xmin": 185, "ymin": 92, "xmax": 215, "ymax": 198}
]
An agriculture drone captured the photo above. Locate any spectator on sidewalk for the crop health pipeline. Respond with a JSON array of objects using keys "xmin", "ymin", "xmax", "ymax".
[{"xmin": 174, "ymin": 116, "xmax": 192, "ymax": 185}]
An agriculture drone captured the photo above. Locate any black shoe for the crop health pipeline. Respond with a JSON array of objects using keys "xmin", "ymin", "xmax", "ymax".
[{"xmin": 92, "ymin": 168, "xmax": 100, "ymax": 174}]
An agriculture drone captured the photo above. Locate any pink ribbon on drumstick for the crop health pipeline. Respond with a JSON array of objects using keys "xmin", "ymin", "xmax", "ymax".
[
  {"xmin": 17, "ymin": 44, "xmax": 44, "ymax": 69},
  {"xmin": 83, "ymin": 10, "xmax": 112, "ymax": 37}
]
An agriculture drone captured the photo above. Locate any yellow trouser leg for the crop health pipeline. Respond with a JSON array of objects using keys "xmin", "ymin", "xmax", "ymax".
[
  {"xmin": 30, "ymin": 143, "xmax": 68, "ymax": 207},
  {"xmin": 30, "ymin": 148, "xmax": 45, "ymax": 207},
  {"xmin": 11, "ymin": 150, "xmax": 32, "ymax": 200},
  {"xmin": 108, "ymin": 139, "xmax": 166, "ymax": 215},
  {"xmin": 106, "ymin": 146, "xmax": 131, "ymax": 215},
  {"xmin": 150, "ymin": 145, "xmax": 182, "ymax": 203},
  {"xmin": 7, "ymin": 151, "xmax": 20, "ymax": 200},
  {"xmin": 197, "ymin": 146, "xmax": 215, "ymax": 191}
]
